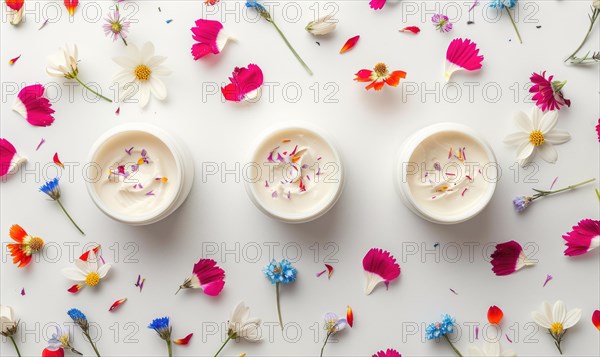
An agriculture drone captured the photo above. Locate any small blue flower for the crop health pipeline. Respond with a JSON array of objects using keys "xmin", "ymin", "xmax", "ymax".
[
  {"xmin": 67, "ymin": 308, "xmax": 87, "ymax": 322},
  {"xmin": 490, "ymin": 0, "xmax": 517, "ymax": 9},
  {"xmin": 245, "ymin": 0, "xmax": 267, "ymax": 12},
  {"xmin": 40, "ymin": 177, "xmax": 61, "ymax": 200},
  {"xmin": 148, "ymin": 317, "xmax": 171, "ymax": 341},
  {"xmin": 425, "ymin": 314, "xmax": 456, "ymax": 340},
  {"xmin": 263, "ymin": 259, "xmax": 297, "ymax": 284},
  {"xmin": 512, "ymin": 196, "xmax": 533, "ymax": 213}
]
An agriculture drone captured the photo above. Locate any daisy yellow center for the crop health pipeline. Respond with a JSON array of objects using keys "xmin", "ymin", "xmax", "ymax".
[
  {"xmin": 529, "ymin": 130, "xmax": 545, "ymax": 146},
  {"xmin": 85, "ymin": 272, "xmax": 101, "ymax": 287},
  {"xmin": 134, "ymin": 65, "xmax": 152, "ymax": 81},
  {"xmin": 29, "ymin": 237, "xmax": 44, "ymax": 252},
  {"xmin": 550, "ymin": 322, "xmax": 564, "ymax": 335},
  {"xmin": 374, "ymin": 63, "xmax": 388, "ymax": 78},
  {"xmin": 59, "ymin": 335, "xmax": 69, "ymax": 345},
  {"xmin": 111, "ymin": 22, "xmax": 122, "ymax": 33}
]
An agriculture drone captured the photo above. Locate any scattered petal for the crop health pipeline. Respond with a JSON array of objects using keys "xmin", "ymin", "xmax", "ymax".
[
  {"xmin": 174, "ymin": 333, "xmax": 193, "ymax": 345},
  {"xmin": 115, "ymin": 107, "xmax": 120, "ymax": 115},
  {"xmin": 316, "ymin": 269, "xmax": 326, "ymax": 277},
  {"xmin": 596, "ymin": 118, "xmax": 600, "ymax": 142},
  {"xmin": 488, "ymin": 305, "xmax": 504, "ymax": 325},
  {"xmin": 363, "ymin": 248, "xmax": 401, "ymax": 295},
  {"xmin": 20, "ymin": 288, "xmax": 25, "ymax": 296},
  {"xmin": 38, "ymin": 18, "xmax": 49, "ymax": 30},
  {"xmin": 469, "ymin": 0, "xmax": 479, "ymax": 12},
  {"xmin": 475, "ymin": 325, "xmax": 479, "ymax": 339},
  {"xmin": 347, "ymin": 305, "xmax": 353, "ymax": 328},
  {"xmin": 9, "ymin": 55, "xmax": 21, "ymax": 65},
  {"xmin": 550, "ymin": 176, "xmax": 558, "ymax": 190},
  {"xmin": 36, "ymin": 138, "xmax": 45, "ymax": 151},
  {"xmin": 67, "ymin": 283, "xmax": 84, "ymax": 294},
  {"xmin": 12, "ymin": 84, "xmax": 55, "ymax": 127},
  {"xmin": 505, "ymin": 334, "xmax": 512, "ymax": 343},
  {"xmin": 166, "ymin": 19, "xmax": 173, "ymax": 24},
  {"xmin": 592, "ymin": 310, "xmax": 600, "ymax": 331},
  {"xmin": 543, "ymin": 274, "xmax": 553, "ymax": 287},
  {"xmin": 64, "ymin": 0, "xmax": 78, "ymax": 16},
  {"xmin": 109, "ymin": 298, "xmax": 127, "ymax": 312},
  {"xmin": 449, "ymin": 288, "xmax": 458, "ymax": 295},
  {"xmin": 1, "ymin": 138, "xmax": 27, "ymax": 178},
  {"xmin": 563, "ymin": 219, "xmax": 600, "ymax": 256},
  {"xmin": 221, "ymin": 64, "xmax": 264, "ymax": 102},
  {"xmin": 53, "ymin": 153, "xmax": 64, "ymax": 168},
  {"xmin": 340, "ymin": 35, "xmax": 359, "ymax": 54},
  {"xmin": 444, "ymin": 38, "xmax": 484, "ymax": 81},
  {"xmin": 399, "ymin": 26, "xmax": 420, "ymax": 34},
  {"xmin": 490, "ymin": 241, "xmax": 536, "ymax": 276},
  {"xmin": 325, "ymin": 264, "xmax": 334, "ymax": 279}
]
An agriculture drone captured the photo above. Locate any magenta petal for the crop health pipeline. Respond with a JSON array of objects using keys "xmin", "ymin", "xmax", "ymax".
[
  {"xmin": 190, "ymin": 18, "xmax": 224, "ymax": 60},
  {"xmin": 0, "ymin": 138, "xmax": 18, "ymax": 177},
  {"xmin": 446, "ymin": 38, "xmax": 483, "ymax": 71},
  {"xmin": 192, "ymin": 258, "xmax": 226, "ymax": 296},
  {"xmin": 191, "ymin": 43, "xmax": 214, "ymax": 60},
  {"xmin": 13, "ymin": 84, "xmax": 55, "ymax": 127},
  {"xmin": 221, "ymin": 64, "xmax": 264, "ymax": 102},
  {"xmin": 563, "ymin": 219, "xmax": 600, "ymax": 256},
  {"xmin": 369, "ymin": 0, "xmax": 387, "ymax": 10}
]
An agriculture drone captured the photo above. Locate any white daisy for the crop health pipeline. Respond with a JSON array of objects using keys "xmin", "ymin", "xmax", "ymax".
[
  {"xmin": 531, "ymin": 300, "xmax": 581, "ymax": 354},
  {"xmin": 61, "ymin": 250, "xmax": 111, "ymax": 289},
  {"xmin": 112, "ymin": 42, "xmax": 171, "ymax": 108},
  {"xmin": 228, "ymin": 302, "xmax": 262, "ymax": 342},
  {"xmin": 46, "ymin": 44, "xmax": 79, "ymax": 79},
  {"xmin": 503, "ymin": 107, "xmax": 570, "ymax": 167},
  {"xmin": 468, "ymin": 341, "xmax": 515, "ymax": 357}
]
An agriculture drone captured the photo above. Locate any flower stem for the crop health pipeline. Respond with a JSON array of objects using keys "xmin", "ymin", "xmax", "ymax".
[
  {"xmin": 276, "ymin": 282, "xmax": 284, "ymax": 331},
  {"xmin": 533, "ymin": 178, "xmax": 596, "ymax": 199},
  {"xmin": 166, "ymin": 339, "xmax": 172, "ymax": 357},
  {"xmin": 565, "ymin": 9, "xmax": 599, "ymax": 62},
  {"xmin": 270, "ymin": 21, "xmax": 313, "ymax": 76},
  {"xmin": 56, "ymin": 199, "xmax": 85, "ymax": 235},
  {"xmin": 121, "ymin": 36, "xmax": 128, "ymax": 46},
  {"xmin": 213, "ymin": 335, "xmax": 232, "ymax": 357},
  {"xmin": 9, "ymin": 336, "xmax": 22, "ymax": 357},
  {"xmin": 320, "ymin": 332, "xmax": 331, "ymax": 357},
  {"xmin": 83, "ymin": 332, "xmax": 101, "ymax": 357},
  {"xmin": 505, "ymin": 8, "xmax": 523, "ymax": 44},
  {"xmin": 554, "ymin": 340, "xmax": 563, "ymax": 355},
  {"xmin": 74, "ymin": 76, "xmax": 113, "ymax": 102},
  {"xmin": 443, "ymin": 334, "xmax": 463, "ymax": 357}
]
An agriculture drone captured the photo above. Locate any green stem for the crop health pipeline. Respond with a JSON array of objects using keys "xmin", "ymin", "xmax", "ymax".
[
  {"xmin": 276, "ymin": 283, "xmax": 284, "ymax": 331},
  {"xmin": 505, "ymin": 8, "xmax": 523, "ymax": 44},
  {"xmin": 74, "ymin": 76, "xmax": 113, "ymax": 102},
  {"xmin": 83, "ymin": 332, "xmax": 101, "ymax": 357},
  {"xmin": 320, "ymin": 332, "xmax": 331, "ymax": 357},
  {"xmin": 270, "ymin": 21, "xmax": 313, "ymax": 76},
  {"xmin": 565, "ymin": 9, "xmax": 599, "ymax": 61},
  {"xmin": 166, "ymin": 339, "xmax": 172, "ymax": 357},
  {"xmin": 213, "ymin": 335, "xmax": 232, "ymax": 357},
  {"xmin": 533, "ymin": 178, "xmax": 596, "ymax": 199},
  {"xmin": 8, "ymin": 336, "xmax": 21, "ymax": 357},
  {"xmin": 443, "ymin": 334, "xmax": 463, "ymax": 357},
  {"xmin": 121, "ymin": 36, "xmax": 128, "ymax": 46},
  {"xmin": 56, "ymin": 199, "xmax": 85, "ymax": 235}
]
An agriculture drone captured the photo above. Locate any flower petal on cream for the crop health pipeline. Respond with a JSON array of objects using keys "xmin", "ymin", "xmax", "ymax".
[
  {"xmin": 553, "ymin": 301, "xmax": 566, "ymax": 325},
  {"xmin": 563, "ymin": 308, "xmax": 582, "ymax": 329},
  {"xmin": 138, "ymin": 84, "xmax": 151, "ymax": 108},
  {"xmin": 532, "ymin": 310, "xmax": 551, "ymax": 329},
  {"xmin": 74, "ymin": 258, "xmax": 90, "ymax": 275},
  {"xmin": 149, "ymin": 78, "xmax": 167, "ymax": 101},
  {"xmin": 544, "ymin": 130, "xmax": 571, "ymax": 144},
  {"xmin": 530, "ymin": 106, "xmax": 543, "ymax": 130},
  {"xmin": 536, "ymin": 143, "xmax": 558, "ymax": 163},
  {"xmin": 503, "ymin": 132, "xmax": 528, "ymax": 145},
  {"xmin": 539, "ymin": 110, "xmax": 559, "ymax": 134},
  {"xmin": 145, "ymin": 56, "xmax": 167, "ymax": 68},
  {"xmin": 98, "ymin": 264, "xmax": 111, "ymax": 279},
  {"xmin": 140, "ymin": 42, "xmax": 155, "ymax": 62},
  {"xmin": 62, "ymin": 267, "xmax": 87, "ymax": 282},
  {"xmin": 515, "ymin": 111, "xmax": 533, "ymax": 132},
  {"xmin": 516, "ymin": 142, "xmax": 534, "ymax": 160}
]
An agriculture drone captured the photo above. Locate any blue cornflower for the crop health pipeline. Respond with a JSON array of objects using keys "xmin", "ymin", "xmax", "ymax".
[
  {"xmin": 512, "ymin": 196, "xmax": 533, "ymax": 213},
  {"xmin": 67, "ymin": 308, "xmax": 87, "ymax": 323},
  {"xmin": 40, "ymin": 177, "xmax": 61, "ymax": 200},
  {"xmin": 425, "ymin": 314, "xmax": 456, "ymax": 340},
  {"xmin": 490, "ymin": 0, "xmax": 517, "ymax": 9},
  {"xmin": 68, "ymin": 308, "xmax": 101, "ymax": 357},
  {"xmin": 245, "ymin": 0, "xmax": 267, "ymax": 13},
  {"xmin": 149, "ymin": 317, "xmax": 172, "ymax": 357},
  {"xmin": 263, "ymin": 259, "xmax": 297, "ymax": 284},
  {"xmin": 39, "ymin": 177, "xmax": 85, "ymax": 235}
]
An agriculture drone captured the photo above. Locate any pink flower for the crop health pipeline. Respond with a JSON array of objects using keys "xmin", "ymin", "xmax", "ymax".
[
  {"xmin": 12, "ymin": 84, "xmax": 55, "ymax": 127},
  {"xmin": 0, "ymin": 138, "xmax": 26, "ymax": 178},
  {"xmin": 432, "ymin": 13, "xmax": 452, "ymax": 32},
  {"xmin": 363, "ymin": 248, "xmax": 400, "ymax": 294},
  {"xmin": 529, "ymin": 71, "xmax": 571, "ymax": 112},
  {"xmin": 369, "ymin": 0, "xmax": 387, "ymax": 10},
  {"xmin": 191, "ymin": 19, "xmax": 231, "ymax": 60},
  {"xmin": 373, "ymin": 349, "xmax": 401, "ymax": 357},
  {"xmin": 563, "ymin": 219, "xmax": 600, "ymax": 256},
  {"xmin": 103, "ymin": 6, "xmax": 130, "ymax": 45},
  {"xmin": 221, "ymin": 64, "xmax": 264, "ymax": 102}
]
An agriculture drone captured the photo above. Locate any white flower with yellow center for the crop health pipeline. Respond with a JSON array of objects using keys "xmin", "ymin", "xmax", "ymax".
[
  {"xmin": 531, "ymin": 300, "xmax": 581, "ymax": 354},
  {"xmin": 503, "ymin": 106, "xmax": 570, "ymax": 167},
  {"xmin": 62, "ymin": 250, "xmax": 111, "ymax": 289},
  {"xmin": 468, "ymin": 341, "xmax": 515, "ymax": 356},
  {"xmin": 112, "ymin": 42, "xmax": 171, "ymax": 108}
]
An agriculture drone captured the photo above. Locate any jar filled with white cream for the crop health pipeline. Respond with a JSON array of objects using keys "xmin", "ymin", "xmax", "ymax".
[
  {"xmin": 86, "ymin": 124, "xmax": 194, "ymax": 225},
  {"xmin": 395, "ymin": 123, "xmax": 497, "ymax": 224},
  {"xmin": 245, "ymin": 123, "xmax": 344, "ymax": 223}
]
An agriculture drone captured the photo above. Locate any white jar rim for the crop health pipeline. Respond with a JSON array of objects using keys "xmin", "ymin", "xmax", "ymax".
[
  {"xmin": 245, "ymin": 121, "xmax": 345, "ymax": 224},
  {"xmin": 86, "ymin": 123, "xmax": 186, "ymax": 225},
  {"xmin": 395, "ymin": 123, "xmax": 498, "ymax": 224}
]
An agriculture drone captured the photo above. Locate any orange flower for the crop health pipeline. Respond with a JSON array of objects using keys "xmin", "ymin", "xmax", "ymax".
[
  {"xmin": 487, "ymin": 305, "xmax": 504, "ymax": 325},
  {"xmin": 7, "ymin": 224, "xmax": 44, "ymax": 268},
  {"xmin": 354, "ymin": 63, "xmax": 406, "ymax": 91}
]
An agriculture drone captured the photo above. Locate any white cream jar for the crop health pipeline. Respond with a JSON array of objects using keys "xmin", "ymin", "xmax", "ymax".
[
  {"xmin": 86, "ymin": 123, "xmax": 194, "ymax": 225},
  {"xmin": 395, "ymin": 123, "xmax": 497, "ymax": 224},
  {"xmin": 245, "ymin": 123, "xmax": 344, "ymax": 223}
]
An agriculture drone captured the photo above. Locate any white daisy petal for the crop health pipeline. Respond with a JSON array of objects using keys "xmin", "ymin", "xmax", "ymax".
[
  {"xmin": 112, "ymin": 70, "xmax": 136, "ymax": 86},
  {"xmin": 553, "ymin": 300, "xmax": 566, "ymax": 325},
  {"xmin": 530, "ymin": 106, "xmax": 543, "ymax": 129},
  {"xmin": 152, "ymin": 65, "xmax": 172, "ymax": 76},
  {"xmin": 515, "ymin": 111, "xmax": 533, "ymax": 132},
  {"xmin": 97, "ymin": 264, "xmax": 111, "ymax": 279},
  {"xmin": 539, "ymin": 111, "xmax": 559, "ymax": 134},
  {"xmin": 517, "ymin": 142, "xmax": 535, "ymax": 160},
  {"xmin": 531, "ymin": 310, "xmax": 552, "ymax": 329},
  {"xmin": 503, "ymin": 132, "xmax": 529, "ymax": 145},
  {"xmin": 87, "ymin": 250, "xmax": 98, "ymax": 272},
  {"xmin": 113, "ymin": 56, "xmax": 138, "ymax": 70},
  {"xmin": 563, "ymin": 308, "xmax": 582, "ymax": 329},
  {"xmin": 536, "ymin": 143, "xmax": 558, "ymax": 163},
  {"xmin": 75, "ymin": 259, "xmax": 90, "ymax": 275},
  {"xmin": 138, "ymin": 84, "xmax": 151, "ymax": 108},
  {"xmin": 62, "ymin": 268, "xmax": 87, "ymax": 282},
  {"xmin": 484, "ymin": 341, "xmax": 500, "ymax": 356},
  {"xmin": 145, "ymin": 56, "xmax": 167, "ymax": 68},
  {"xmin": 149, "ymin": 78, "xmax": 167, "ymax": 100},
  {"xmin": 544, "ymin": 130, "xmax": 571, "ymax": 144},
  {"xmin": 140, "ymin": 42, "xmax": 155, "ymax": 62}
]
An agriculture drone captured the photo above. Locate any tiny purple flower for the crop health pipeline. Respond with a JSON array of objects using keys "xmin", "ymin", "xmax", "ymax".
[
  {"xmin": 512, "ymin": 196, "xmax": 533, "ymax": 213},
  {"xmin": 432, "ymin": 13, "xmax": 453, "ymax": 32}
]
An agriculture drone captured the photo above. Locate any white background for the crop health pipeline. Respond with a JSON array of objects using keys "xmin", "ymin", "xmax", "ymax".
[{"xmin": 1, "ymin": 1, "xmax": 599, "ymax": 356}]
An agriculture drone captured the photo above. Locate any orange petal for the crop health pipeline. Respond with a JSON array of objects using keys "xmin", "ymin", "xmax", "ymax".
[
  {"xmin": 109, "ymin": 298, "xmax": 127, "ymax": 312},
  {"xmin": 346, "ymin": 305, "xmax": 354, "ymax": 328},
  {"xmin": 174, "ymin": 333, "xmax": 193, "ymax": 345},
  {"xmin": 9, "ymin": 224, "xmax": 27, "ymax": 242},
  {"xmin": 384, "ymin": 70, "xmax": 407, "ymax": 87},
  {"xmin": 53, "ymin": 153, "xmax": 65, "ymax": 168},
  {"xmin": 64, "ymin": 0, "xmax": 78, "ymax": 16},
  {"xmin": 340, "ymin": 35, "xmax": 360, "ymax": 54},
  {"xmin": 487, "ymin": 305, "xmax": 504, "ymax": 325},
  {"xmin": 9, "ymin": 55, "xmax": 21, "ymax": 65},
  {"xmin": 68, "ymin": 283, "xmax": 84, "ymax": 293}
]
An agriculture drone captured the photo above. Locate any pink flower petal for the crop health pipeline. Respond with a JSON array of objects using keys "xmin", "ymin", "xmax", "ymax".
[
  {"xmin": 12, "ymin": 84, "xmax": 55, "ymax": 127},
  {"xmin": 221, "ymin": 64, "xmax": 264, "ymax": 102},
  {"xmin": 191, "ymin": 19, "xmax": 226, "ymax": 60},
  {"xmin": 369, "ymin": 0, "xmax": 387, "ymax": 10},
  {"xmin": 563, "ymin": 219, "xmax": 600, "ymax": 256},
  {"xmin": 445, "ymin": 38, "xmax": 483, "ymax": 81},
  {"xmin": 192, "ymin": 258, "xmax": 226, "ymax": 296},
  {"xmin": 490, "ymin": 241, "xmax": 535, "ymax": 276},
  {"xmin": 400, "ymin": 26, "xmax": 421, "ymax": 34},
  {"xmin": 363, "ymin": 248, "xmax": 400, "ymax": 295}
]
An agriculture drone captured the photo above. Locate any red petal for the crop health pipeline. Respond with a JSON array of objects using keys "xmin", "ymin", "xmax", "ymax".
[
  {"xmin": 400, "ymin": 26, "xmax": 421, "ymax": 34},
  {"xmin": 592, "ymin": 310, "xmax": 600, "ymax": 330},
  {"xmin": 346, "ymin": 306, "xmax": 354, "ymax": 328},
  {"xmin": 109, "ymin": 298, "xmax": 127, "ymax": 312},
  {"xmin": 174, "ymin": 333, "xmax": 193, "ymax": 345},
  {"xmin": 79, "ymin": 246, "xmax": 101, "ymax": 261},
  {"xmin": 64, "ymin": 0, "xmax": 78, "ymax": 16},
  {"xmin": 340, "ymin": 35, "xmax": 360, "ymax": 54},
  {"xmin": 53, "ymin": 153, "xmax": 64, "ymax": 168},
  {"xmin": 67, "ymin": 283, "xmax": 84, "ymax": 293},
  {"xmin": 6, "ymin": 0, "xmax": 24, "ymax": 11},
  {"xmin": 325, "ymin": 264, "xmax": 334, "ymax": 279},
  {"xmin": 9, "ymin": 55, "xmax": 21, "ymax": 65},
  {"xmin": 487, "ymin": 305, "xmax": 504, "ymax": 325}
]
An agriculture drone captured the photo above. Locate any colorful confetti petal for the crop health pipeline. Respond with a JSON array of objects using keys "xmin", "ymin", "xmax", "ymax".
[
  {"xmin": 64, "ymin": 0, "xmax": 78, "ymax": 16},
  {"xmin": 543, "ymin": 274, "xmax": 553, "ymax": 287},
  {"xmin": 347, "ymin": 305, "xmax": 354, "ymax": 328},
  {"xmin": 399, "ymin": 26, "xmax": 420, "ymax": 34},
  {"xmin": 67, "ymin": 283, "xmax": 84, "ymax": 294},
  {"xmin": 487, "ymin": 305, "xmax": 504, "ymax": 325},
  {"xmin": 325, "ymin": 264, "xmax": 334, "ymax": 279},
  {"xmin": 9, "ymin": 55, "xmax": 21, "ymax": 65},
  {"xmin": 53, "ymin": 152, "xmax": 64, "ymax": 168},
  {"xmin": 339, "ymin": 35, "xmax": 360, "ymax": 54},
  {"xmin": 109, "ymin": 298, "xmax": 127, "ymax": 312},
  {"xmin": 174, "ymin": 333, "xmax": 193, "ymax": 345},
  {"xmin": 36, "ymin": 138, "xmax": 45, "ymax": 151}
]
